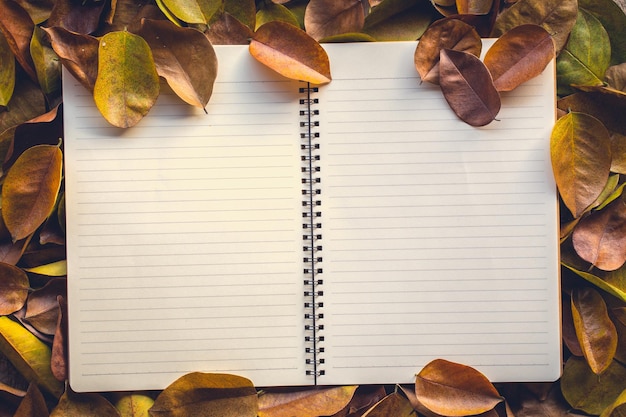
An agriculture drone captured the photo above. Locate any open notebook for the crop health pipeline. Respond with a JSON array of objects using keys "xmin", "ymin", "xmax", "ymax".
[{"xmin": 63, "ymin": 41, "xmax": 561, "ymax": 392}]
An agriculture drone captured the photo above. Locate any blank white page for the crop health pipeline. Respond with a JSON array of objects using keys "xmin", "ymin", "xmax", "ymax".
[
  {"xmin": 317, "ymin": 41, "xmax": 560, "ymax": 384},
  {"xmin": 64, "ymin": 46, "xmax": 308, "ymax": 391}
]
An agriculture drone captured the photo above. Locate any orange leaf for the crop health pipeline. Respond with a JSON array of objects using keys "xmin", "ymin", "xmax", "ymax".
[
  {"xmin": 2, "ymin": 144, "xmax": 63, "ymax": 241},
  {"xmin": 258, "ymin": 386, "xmax": 357, "ymax": 417},
  {"xmin": 439, "ymin": 48, "xmax": 501, "ymax": 126},
  {"xmin": 484, "ymin": 24, "xmax": 555, "ymax": 92},
  {"xmin": 415, "ymin": 359, "xmax": 503, "ymax": 416},
  {"xmin": 413, "ymin": 17, "xmax": 481, "ymax": 85},
  {"xmin": 250, "ymin": 21, "xmax": 331, "ymax": 84},
  {"xmin": 571, "ymin": 287, "xmax": 618, "ymax": 374}
]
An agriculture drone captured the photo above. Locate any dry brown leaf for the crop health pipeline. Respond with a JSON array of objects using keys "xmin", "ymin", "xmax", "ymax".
[
  {"xmin": 361, "ymin": 392, "xmax": 414, "ymax": 417},
  {"xmin": 50, "ymin": 389, "xmax": 121, "ymax": 417},
  {"xmin": 24, "ymin": 278, "xmax": 66, "ymax": 335},
  {"xmin": 415, "ymin": 359, "xmax": 503, "ymax": 416},
  {"xmin": 457, "ymin": 0, "xmax": 493, "ymax": 15},
  {"xmin": 483, "ymin": 24, "xmax": 555, "ymax": 92},
  {"xmin": 439, "ymin": 48, "xmax": 501, "ymax": 126},
  {"xmin": 0, "ymin": 262, "xmax": 29, "ymax": 315},
  {"xmin": 205, "ymin": 11, "xmax": 254, "ymax": 45},
  {"xmin": 304, "ymin": 0, "xmax": 365, "ymax": 40},
  {"xmin": 0, "ymin": 0, "xmax": 37, "ymax": 82},
  {"xmin": 44, "ymin": 27, "xmax": 99, "ymax": 92},
  {"xmin": 413, "ymin": 17, "xmax": 481, "ymax": 84},
  {"xmin": 571, "ymin": 287, "xmax": 618, "ymax": 374},
  {"xmin": 258, "ymin": 386, "xmax": 357, "ymax": 417},
  {"xmin": 13, "ymin": 383, "xmax": 48, "ymax": 417},
  {"xmin": 50, "ymin": 296, "xmax": 66, "ymax": 382},
  {"xmin": 250, "ymin": 21, "xmax": 331, "ymax": 84},
  {"xmin": 47, "ymin": 0, "xmax": 106, "ymax": 35},
  {"xmin": 562, "ymin": 293, "xmax": 584, "ymax": 356}
]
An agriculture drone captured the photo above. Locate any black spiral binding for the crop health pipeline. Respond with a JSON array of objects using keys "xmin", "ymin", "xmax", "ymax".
[{"xmin": 300, "ymin": 83, "xmax": 324, "ymax": 383}]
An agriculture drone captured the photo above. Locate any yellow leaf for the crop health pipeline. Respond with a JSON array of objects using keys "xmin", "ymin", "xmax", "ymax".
[
  {"xmin": 115, "ymin": 393, "xmax": 154, "ymax": 417},
  {"xmin": 0, "ymin": 30, "xmax": 15, "ymax": 106},
  {"xmin": 250, "ymin": 21, "xmax": 331, "ymax": 85}
]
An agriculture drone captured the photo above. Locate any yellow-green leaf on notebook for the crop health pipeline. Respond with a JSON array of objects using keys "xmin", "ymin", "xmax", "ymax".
[
  {"xmin": 0, "ymin": 30, "xmax": 15, "ymax": 107},
  {"xmin": 0, "ymin": 316, "xmax": 63, "ymax": 397},
  {"xmin": 114, "ymin": 393, "xmax": 154, "ymax": 417},
  {"xmin": 550, "ymin": 112, "xmax": 611, "ymax": 219},
  {"xmin": 2, "ymin": 144, "xmax": 63, "ymax": 241},
  {"xmin": 150, "ymin": 373, "xmax": 257, "ymax": 417},
  {"xmin": 134, "ymin": 19, "xmax": 217, "ymax": 109},
  {"xmin": 50, "ymin": 390, "xmax": 121, "ymax": 417},
  {"xmin": 29, "ymin": 26, "xmax": 60, "ymax": 95},
  {"xmin": 0, "ymin": 262, "xmax": 29, "ymax": 315},
  {"xmin": 94, "ymin": 31, "xmax": 159, "ymax": 128},
  {"xmin": 157, "ymin": 0, "xmax": 221, "ymax": 24},
  {"xmin": 258, "ymin": 386, "xmax": 357, "ymax": 417},
  {"xmin": 249, "ymin": 21, "xmax": 331, "ymax": 85}
]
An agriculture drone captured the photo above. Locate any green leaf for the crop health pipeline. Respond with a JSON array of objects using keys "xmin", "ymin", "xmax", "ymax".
[
  {"xmin": 561, "ymin": 356, "xmax": 626, "ymax": 415},
  {"xmin": 550, "ymin": 112, "xmax": 611, "ymax": 219},
  {"xmin": 258, "ymin": 386, "xmax": 357, "ymax": 417},
  {"xmin": 157, "ymin": 0, "xmax": 221, "ymax": 24},
  {"xmin": 556, "ymin": 8, "xmax": 612, "ymax": 95},
  {"xmin": 93, "ymin": 31, "xmax": 159, "ymax": 128},
  {"xmin": 0, "ymin": 316, "xmax": 63, "ymax": 397},
  {"xmin": 578, "ymin": 0, "xmax": 626, "ymax": 65},
  {"xmin": 29, "ymin": 26, "xmax": 60, "ymax": 95},
  {"xmin": 255, "ymin": 2, "xmax": 300, "ymax": 30},
  {"xmin": 224, "ymin": 0, "xmax": 255, "ymax": 30},
  {"xmin": 0, "ymin": 30, "xmax": 15, "ymax": 106},
  {"xmin": 2, "ymin": 144, "xmax": 63, "ymax": 241},
  {"xmin": 0, "ymin": 262, "xmax": 29, "ymax": 315},
  {"xmin": 362, "ymin": 0, "xmax": 433, "ymax": 41},
  {"xmin": 490, "ymin": 0, "xmax": 577, "ymax": 52},
  {"xmin": 150, "ymin": 373, "xmax": 257, "ymax": 417}
]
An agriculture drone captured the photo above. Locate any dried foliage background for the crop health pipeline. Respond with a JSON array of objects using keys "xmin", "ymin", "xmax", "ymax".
[{"xmin": 1, "ymin": 0, "xmax": 626, "ymax": 416}]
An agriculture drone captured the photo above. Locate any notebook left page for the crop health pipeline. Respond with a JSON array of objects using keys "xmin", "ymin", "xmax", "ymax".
[{"xmin": 64, "ymin": 46, "xmax": 308, "ymax": 391}]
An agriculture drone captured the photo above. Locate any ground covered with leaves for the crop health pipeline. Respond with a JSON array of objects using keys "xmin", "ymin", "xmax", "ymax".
[{"xmin": 1, "ymin": 0, "xmax": 626, "ymax": 416}]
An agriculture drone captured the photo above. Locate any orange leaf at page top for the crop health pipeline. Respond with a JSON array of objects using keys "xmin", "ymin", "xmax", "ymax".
[
  {"xmin": 415, "ymin": 359, "xmax": 503, "ymax": 416},
  {"xmin": 439, "ymin": 48, "xmax": 501, "ymax": 126},
  {"xmin": 484, "ymin": 24, "xmax": 555, "ymax": 92},
  {"xmin": 258, "ymin": 386, "xmax": 357, "ymax": 417},
  {"xmin": 250, "ymin": 21, "xmax": 331, "ymax": 85}
]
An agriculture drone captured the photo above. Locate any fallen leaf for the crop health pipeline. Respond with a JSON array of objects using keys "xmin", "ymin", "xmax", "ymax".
[
  {"xmin": 304, "ymin": 0, "xmax": 365, "ymax": 40},
  {"xmin": 0, "ymin": 77, "xmax": 46, "ymax": 133},
  {"xmin": 563, "ymin": 264, "xmax": 626, "ymax": 304},
  {"xmin": 550, "ymin": 112, "xmax": 612, "ymax": 219},
  {"xmin": 578, "ymin": 0, "xmax": 626, "ymax": 65},
  {"xmin": 2, "ymin": 144, "xmax": 62, "ymax": 241},
  {"xmin": 24, "ymin": 278, "xmax": 66, "ymax": 335},
  {"xmin": 256, "ymin": 2, "xmax": 300, "ymax": 30},
  {"xmin": 205, "ymin": 11, "xmax": 254, "ymax": 45},
  {"xmin": 13, "ymin": 383, "xmax": 48, "ymax": 417},
  {"xmin": 572, "ymin": 197, "xmax": 626, "ymax": 271},
  {"xmin": 562, "ymin": 292, "xmax": 584, "ymax": 356},
  {"xmin": 561, "ymin": 356, "xmax": 626, "ymax": 415},
  {"xmin": 258, "ymin": 386, "xmax": 357, "ymax": 417},
  {"xmin": 24, "ymin": 260, "xmax": 67, "ymax": 276},
  {"xmin": 47, "ymin": 0, "xmax": 106, "ymax": 35},
  {"xmin": 114, "ymin": 393, "xmax": 154, "ymax": 417},
  {"xmin": 13, "ymin": 0, "xmax": 53, "ymax": 24},
  {"xmin": 600, "ymin": 390, "xmax": 626, "ymax": 417},
  {"xmin": 250, "ymin": 21, "xmax": 331, "ymax": 84},
  {"xmin": 361, "ymin": 392, "xmax": 414, "ymax": 417},
  {"xmin": 135, "ymin": 19, "xmax": 217, "ymax": 109},
  {"xmin": 157, "ymin": 0, "xmax": 220, "ymax": 24},
  {"xmin": 457, "ymin": 0, "xmax": 492, "ymax": 15},
  {"xmin": 0, "ymin": 0, "xmax": 37, "ymax": 82},
  {"xmin": 439, "ymin": 48, "xmax": 501, "ymax": 126},
  {"xmin": 150, "ymin": 373, "xmax": 257, "ymax": 417},
  {"xmin": 413, "ymin": 17, "xmax": 481, "ymax": 84},
  {"xmin": 0, "ymin": 316, "xmax": 63, "ymax": 397},
  {"xmin": 415, "ymin": 359, "xmax": 503, "ymax": 416},
  {"xmin": 50, "ymin": 295, "xmax": 66, "ymax": 382},
  {"xmin": 606, "ymin": 63, "xmax": 626, "ymax": 92},
  {"xmin": 225, "ymin": 0, "xmax": 256, "ymax": 31},
  {"xmin": 571, "ymin": 287, "xmax": 618, "ymax": 374},
  {"xmin": 50, "ymin": 389, "xmax": 121, "ymax": 417},
  {"xmin": 94, "ymin": 31, "xmax": 160, "ymax": 128},
  {"xmin": 483, "ymin": 24, "xmax": 555, "ymax": 92},
  {"xmin": 106, "ymin": 0, "xmax": 157, "ymax": 33},
  {"xmin": 490, "ymin": 0, "xmax": 577, "ymax": 52},
  {"xmin": 0, "ymin": 262, "xmax": 29, "ymax": 315},
  {"xmin": 44, "ymin": 27, "xmax": 99, "ymax": 92},
  {"xmin": 362, "ymin": 0, "xmax": 433, "ymax": 41},
  {"xmin": 556, "ymin": 8, "xmax": 611, "ymax": 95},
  {"xmin": 0, "ymin": 30, "xmax": 15, "ymax": 107},
  {"xmin": 29, "ymin": 26, "xmax": 60, "ymax": 96}
]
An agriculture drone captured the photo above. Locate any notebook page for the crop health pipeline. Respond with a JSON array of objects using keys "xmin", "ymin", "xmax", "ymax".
[
  {"xmin": 64, "ymin": 46, "xmax": 308, "ymax": 391},
  {"xmin": 318, "ymin": 41, "xmax": 560, "ymax": 384}
]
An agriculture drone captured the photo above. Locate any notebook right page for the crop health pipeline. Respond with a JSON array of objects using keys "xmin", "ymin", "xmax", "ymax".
[{"xmin": 317, "ymin": 41, "xmax": 560, "ymax": 384}]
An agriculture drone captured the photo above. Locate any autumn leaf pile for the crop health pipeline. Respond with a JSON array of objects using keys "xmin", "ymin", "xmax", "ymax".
[{"xmin": 1, "ymin": 0, "xmax": 626, "ymax": 416}]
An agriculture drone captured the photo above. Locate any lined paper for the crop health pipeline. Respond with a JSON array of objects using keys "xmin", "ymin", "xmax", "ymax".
[
  {"xmin": 318, "ymin": 42, "xmax": 560, "ymax": 383},
  {"xmin": 64, "ymin": 46, "xmax": 307, "ymax": 391}
]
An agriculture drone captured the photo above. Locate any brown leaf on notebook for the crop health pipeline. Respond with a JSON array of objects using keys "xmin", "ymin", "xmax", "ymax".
[
  {"xmin": 24, "ymin": 278, "xmax": 66, "ymax": 335},
  {"xmin": 134, "ymin": 19, "xmax": 217, "ymax": 109},
  {"xmin": 249, "ymin": 21, "xmax": 331, "ymax": 85},
  {"xmin": 359, "ymin": 392, "xmax": 414, "ymax": 417},
  {"xmin": 303, "ymin": 0, "xmax": 365, "ymax": 40},
  {"xmin": 258, "ymin": 385, "xmax": 357, "ymax": 417},
  {"xmin": 150, "ymin": 372, "xmax": 258, "ymax": 417},
  {"xmin": 570, "ymin": 287, "xmax": 618, "ymax": 374},
  {"xmin": 550, "ymin": 112, "xmax": 612, "ymax": 219},
  {"xmin": 572, "ymin": 196, "xmax": 626, "ymax": 271},
  {"xmin": 438, "ymin": 48, "xmax": 501, "ymax": 127},
  {"xmin": 483, "ymin": 24, "xmax": 555, "ymax": 92},
  {"xmin": 413, "ymin": 17, "xmax": 481, "ymax": 85},
  {"xmin": 1, "ymin": 144, "xmax": 63, "ymax": 242},
  {"xmin": 0, "ymin": 262, "xmax": 29, "ymax": 315},
  {"xmin": 43, "ymin": 27, "xmax": 99, "ymax": 92},
  {"xmin": 50, "ymin": 389, "xmax": 121, "ymax": 416},
  {"xmin": 93, "ymin": 31, "xmax": 160, "ymax": 128},
  {"xmin": 13, "ymin": 383, "xmax": 49, "ymax": 417},
  {"xmin": 415, "ymin": 359, "xmax": 503, "ymax": 416}
]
